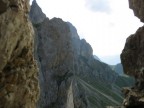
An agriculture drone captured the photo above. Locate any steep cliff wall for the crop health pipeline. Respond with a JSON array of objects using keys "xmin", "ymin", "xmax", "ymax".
[
  {"xmin": 33, "ymin": 17, "xmax": 120, "ymax": 108},
  {"xmin": 121, "ymin": 0, "xmax": 144, "ymax": 107},
  {"xmin": 36, "ymin": 18, "xmax": 77, "ymax": 108},
  {"xmin": 0, "ymin": 0, "xmax": 39, "ymax": 108}
]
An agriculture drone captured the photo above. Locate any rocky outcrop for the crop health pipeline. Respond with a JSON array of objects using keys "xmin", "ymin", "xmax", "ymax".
[
  {"xmin": 121, "ymin": 0, "xmax": 144, "ymax": 107},
  {"xmin": 129, "ymin": 0, "xmax": 144, "ymax": 22},
  {"xmin": 0, "ymin": 0, "xmax": 39, "ymax": 108},
  {"xmin": 29, "ymin": 0, "xmax": 46, "ymax": 24},
  {"xmin": 35, "ymin": 17, "xmax": 77, "ymax": 108}
]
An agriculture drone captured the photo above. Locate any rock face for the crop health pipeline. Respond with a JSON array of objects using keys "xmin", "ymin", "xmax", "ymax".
[
  {"xmin": 0, "ymin": 0, "xmax": 39, "ymax": 108},
  {"xmin": 29, "ymin": 0, "xmax": 46, "ymax": 24},
  {"xmin": 129, "ymin": 0, "xmax": 144, "ymax": 22},
  {"xmin": 36, "ymin": 18, "xmax": 76, "ymax": 108},
  {"xmin": 113, "ymin": 63, "xmax": 124, "ymax": 75},
  {"xmin": 34, "ymin": 17, "xmax": 120, "ymax": 108},
  {"xmin": 33, "ymin": 16, "xmax": 90, "ymax": 107},
  {"xmin": 121, "ymin": 0, "xmax": 144, "ymax": 107}
]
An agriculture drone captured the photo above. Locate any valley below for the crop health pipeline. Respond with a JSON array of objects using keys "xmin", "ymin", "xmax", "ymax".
[{"xmin": 0, "ymin": 0, "xmax": 143, "ymax": 108}]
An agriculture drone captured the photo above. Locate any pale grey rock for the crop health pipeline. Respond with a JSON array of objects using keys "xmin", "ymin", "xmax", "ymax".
[{"xmin": 29, "ymin": 0, "xmax": 46, "ymax": 24}]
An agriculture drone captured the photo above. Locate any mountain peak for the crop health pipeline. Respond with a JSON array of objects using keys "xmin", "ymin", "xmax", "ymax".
[{"xmin": 29, "ymin": 0, "xmax": 46, "ymax": 24}]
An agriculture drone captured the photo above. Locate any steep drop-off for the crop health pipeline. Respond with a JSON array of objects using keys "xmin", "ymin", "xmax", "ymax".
[
  {"xmin": 30, "ymin": 1, "xmax": 134, "ymax": 108},
  {"xmin": 0, "ymin": 0, "xmax": 39, "ymax": 108},
  {"xmin": 121, "ymin": 0, "xmax": 144, "ymax": 107}
]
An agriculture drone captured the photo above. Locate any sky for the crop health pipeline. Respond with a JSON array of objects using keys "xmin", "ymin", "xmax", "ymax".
[{"xmin": 30, "ymin": 0, "xmax": 143, "ymax": 65}]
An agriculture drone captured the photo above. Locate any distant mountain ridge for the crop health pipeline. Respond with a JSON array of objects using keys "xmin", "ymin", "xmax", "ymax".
[
  {"xmin": 110, "ymin": 63, "xmax": 135, "ymax": 88},
  {"xmin": 100, "ymin": 55, "xmax": 121, "ymax": 65},
  {"xmin": 113, "ymin": 63, "xmax": 124, "ymax": 75},
  {"xmin": 30, "ymin": 1, "xmax": 135, "ymax": 108},
  {"xmin": 110, "ymin": 63, "xmax": 124, "ymax": 75}
]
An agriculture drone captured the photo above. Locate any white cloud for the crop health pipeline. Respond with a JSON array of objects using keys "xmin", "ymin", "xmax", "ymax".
[{"xmin": 85, "ymin": 0, "xmax": 111, "ymax": 14}]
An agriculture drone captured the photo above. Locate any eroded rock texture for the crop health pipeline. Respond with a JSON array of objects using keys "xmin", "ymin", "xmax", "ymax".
[
  {"xmin": 36, "ymin": 18, "xmax": 76, "ymax": 108},
  {"xmin": 121, "ymin": 0, "xmax": 144, "ymax": 107},
  {"xmin": 0, "ymin": 0, "xmax": 39, "ymax": 108}
]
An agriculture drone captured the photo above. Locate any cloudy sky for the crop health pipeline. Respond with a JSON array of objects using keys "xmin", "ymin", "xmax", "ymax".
[{"xmin": 30, "ymin": 0, "xmax": 143, "ymax": 64}]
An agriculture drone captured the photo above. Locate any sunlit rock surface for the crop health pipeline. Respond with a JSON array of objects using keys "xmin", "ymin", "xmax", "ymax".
[
  {"xmin": 121, "ymin": 0, "xmax": 144, "ymax": 107},
  {"xmin": 0, "ymin": 0, "xmax": 39, "ymax": 108}
]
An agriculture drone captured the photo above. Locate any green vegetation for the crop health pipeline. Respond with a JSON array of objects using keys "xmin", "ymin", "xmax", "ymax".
[
  {"xmin": 76, "ymin": 76, "xmax": 123, "ymax": 108},
  {"xmin": 76, "ymin": 55, "xmax": 134, "ymax": 108},
  {"xmin": 115, "ymin": 75, "xmax": 135, "ymax": 88}
]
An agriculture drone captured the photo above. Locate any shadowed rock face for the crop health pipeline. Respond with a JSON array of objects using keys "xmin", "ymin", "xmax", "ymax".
[
  {"xmin": 129, "ymin": 0, "xmax": 144, "ymax": 22},
  {"xmin": 36, "ymin": 18, "xmax": 76, "ymax": 108},
  {"xmin": 0, "ymin": 0, "xmax": 7, "ymax": 14},
  {"xmin": 121, "ymin": 27, "xmax": 144, "ymax": 77},
  {"xmin": 121, "ymin": 0, "xmax": 144, "ymax": 107},
  {"xmin": 34, "ymin": 17, "xmax": 118, "ymax": 108},
  {"xmin": 0, "ymin": 0, "xmax": 39, "ymax": 108}
]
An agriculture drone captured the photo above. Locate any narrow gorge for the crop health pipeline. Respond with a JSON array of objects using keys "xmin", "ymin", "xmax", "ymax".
[
  {"xmin": 30, "ymin": 0, "xmax": 134, "ymax": 108},
  {"xmin": 0, "ymin": 0, "xmax": 143, "ymax": 108}
]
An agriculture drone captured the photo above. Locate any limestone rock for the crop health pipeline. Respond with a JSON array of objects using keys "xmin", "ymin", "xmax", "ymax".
[
  {"xmin": 121, "ymin": 26, "xmax": 144, "ymax": 107},
  {"xmin": 0, "ymin": 0, "xmax": 39, "ymax": 108},
  {"xmin": 121, "ymin": 0, "xmax": 144, "ymax": 107},
  {"xmin": 34, "ymin": 18, "xmax": 119, "ymax": 107},
  {"xmin": 33, "ymin": 14, "xmax": 76, "ymax": 107},
  {"xmin": 34, "ymin": 17, "xmax": 91, "ymax": 108},
  {"xmin": 29, "ymin": 0, "xmax": 46, "ymax": 24},
  {"xmin": 66, "ymin": 83, "xmax": 74, "ymax": 108},
  {"xmin": 80, "ymin": 39, "xmax": 93, "ymax": 59},
  {"xmin": 121, "ymin": 26, "xmax": 144, "ymax": 77},
  {"xmin": 129, "ymin": 0, "xmax": 144, "ymax": 22}
]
